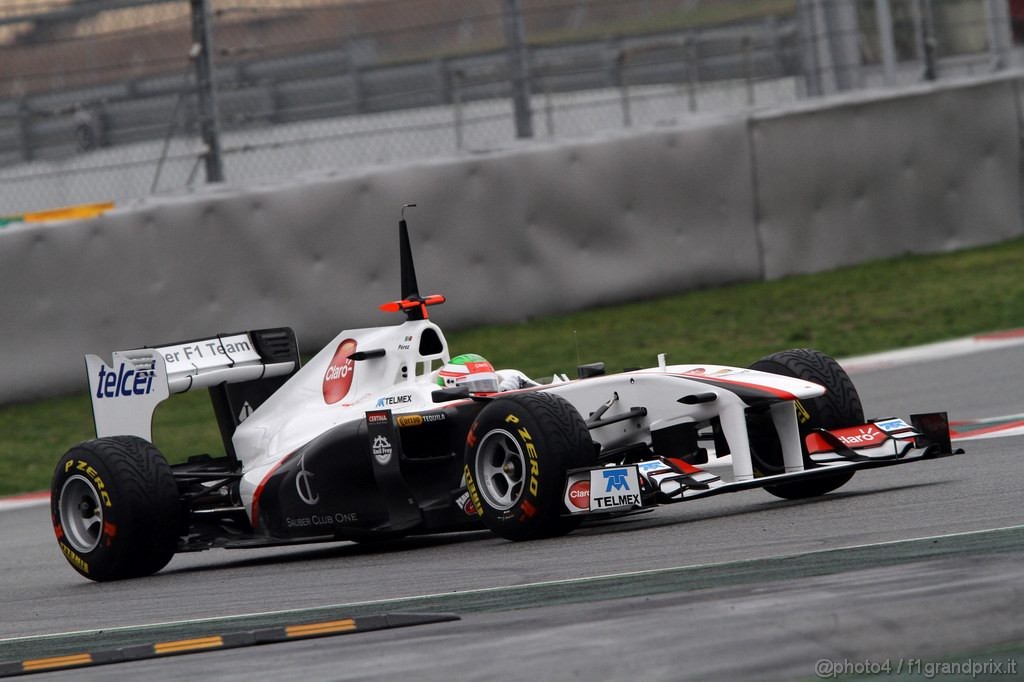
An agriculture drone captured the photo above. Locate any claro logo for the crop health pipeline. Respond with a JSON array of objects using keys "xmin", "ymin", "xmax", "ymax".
[
  {"xmin": 568, "ymin": 480, "xmax": 590, "ymax": 510},
  {"xmin": 322, "ymin": 339, "xmax": 357, "ymax": 404}
]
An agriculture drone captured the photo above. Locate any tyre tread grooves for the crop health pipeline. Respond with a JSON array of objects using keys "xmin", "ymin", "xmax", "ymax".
[
  {"xmin": 52, "ymin": 436, "xmax": 179, "ymax": 580},
  {"xmin": 748, "ymin": 348, "xmax": 863, "ymax": 499}
]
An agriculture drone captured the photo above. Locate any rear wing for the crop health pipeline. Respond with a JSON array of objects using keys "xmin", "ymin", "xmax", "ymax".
[{"xmin": 86, "ymin": 328, "xmax": 299, "ymax": 450}]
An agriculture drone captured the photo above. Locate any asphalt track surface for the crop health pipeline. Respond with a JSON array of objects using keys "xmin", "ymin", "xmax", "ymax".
[{"xmin": 1, "ymin": 345, "xmax": 1022, "ymax": 680}]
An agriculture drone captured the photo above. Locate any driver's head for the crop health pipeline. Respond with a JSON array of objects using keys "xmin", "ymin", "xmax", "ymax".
[{"xmin": 437, "ymin": 354, "xmax": 499, "ymax": 394}]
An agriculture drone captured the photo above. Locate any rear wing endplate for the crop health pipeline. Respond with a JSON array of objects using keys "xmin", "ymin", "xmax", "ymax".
[{"xmin": 86, "ymin": 328, "xmax": 298, "ymax": 442}]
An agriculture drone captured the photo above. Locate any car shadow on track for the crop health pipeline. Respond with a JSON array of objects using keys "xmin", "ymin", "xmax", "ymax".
[
  {"xmin": 159, "ymin": 480, "xmax": 957, "ymax": 576},
  {"xmin": 162, "ymin": 529, "xmax": 496, "ymax": 575}
]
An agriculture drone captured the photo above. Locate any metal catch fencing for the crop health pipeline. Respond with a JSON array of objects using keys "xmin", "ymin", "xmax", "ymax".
[{"xmin": 0, "ymin": 0, "xmax": 1019, "ymax": 215}]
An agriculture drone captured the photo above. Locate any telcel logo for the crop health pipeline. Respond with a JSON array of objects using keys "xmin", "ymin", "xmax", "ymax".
[{"xmin": 95, "ymin": 364, "xmax": 154, "ymax": 399}]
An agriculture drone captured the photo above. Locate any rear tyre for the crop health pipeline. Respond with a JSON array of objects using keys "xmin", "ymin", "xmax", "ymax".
[
  {"xmin": 51, "ymin": 436, "xmax": 180, "ymax": 581},
  {"xmin": 465, "ymin": 392, "xmax": 595, "ymax": 541},
  {"xmin": 747, "ymin": 349, "xmax": 863, "ymax": 500}
]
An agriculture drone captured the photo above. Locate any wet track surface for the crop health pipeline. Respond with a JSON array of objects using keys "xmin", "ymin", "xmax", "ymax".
[{"xmin": 1, "ymin": 345, "xmax": 1022, "ymax": 679}]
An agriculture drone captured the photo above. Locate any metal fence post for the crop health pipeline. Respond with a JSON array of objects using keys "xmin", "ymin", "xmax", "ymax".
[
  {"xmin": 798, "ymin": 0, "xmax": 860, "ymax": 95},
  {"xmin": 686, "ymin": 34, "xmax": 699, "ymax": 112},
  {"xmin": 874, "ymin": 0, "xmax": 898, "ymax": 86},
  {"xmin": 452, "ymin": 69, "xmax": 465, "ymax": 150},
  {"xmin": 17, "ymin": 101, "xmax": 33, "ymax": 162},
  {"xmin": 985, "ymin": 0, "xmax": 1013, "ymax": 69},
  {"xmin": 823, "ymin": 0, "xmax": 861, "ymax": 91},
  {"xmin": 618, "ymin": 50, "xmax": 632, "ymax": 127},
  {"xmin": 502, "ymin": 0, "xmax": 534, "ymax": 139},
  {"xmin": 913, "ymin": 0, "xmax": 938, "ymax": 81},
  {"xmin": 742, "ymin": 34, "xmax": 755, "ymax": 107},
  {"xmin": 191, "ymin": 0, "xmax": 224, "ymax": 183},
  {"xmin": 543, "ymin": 81, "xmax": 555, "ymax": 137},
  {"xmin": 796, "ymin": 0, "xmax": 823, "ymax": 97}
]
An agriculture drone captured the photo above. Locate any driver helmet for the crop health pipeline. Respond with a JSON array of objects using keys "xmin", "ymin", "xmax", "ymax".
[{"xmin": 437, "ymin": 353, "xmax": 499, "ymax": 394}]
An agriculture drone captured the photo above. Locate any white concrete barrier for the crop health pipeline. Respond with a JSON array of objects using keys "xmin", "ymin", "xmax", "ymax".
[{"xmin": 1, "ymin": 75, "xmax": 1021, "ymax": 404}]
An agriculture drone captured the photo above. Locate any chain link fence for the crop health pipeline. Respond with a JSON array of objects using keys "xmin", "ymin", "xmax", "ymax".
[{"xmin": 0, "ymin": 0, "xmax": 1019, "ymax": 215}]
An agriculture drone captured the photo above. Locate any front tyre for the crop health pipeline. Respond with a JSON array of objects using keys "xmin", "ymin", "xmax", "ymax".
[
  {"xmin": 465, "ymin": 392, "xmax": 595, "ymax": 542},
  {"xmin": 51, "ymin": 436, "xmax": 180, "ymax": 581},
  {"xmin": 747, "ymin": 349, "xmax": 863, "ymax": 500}
]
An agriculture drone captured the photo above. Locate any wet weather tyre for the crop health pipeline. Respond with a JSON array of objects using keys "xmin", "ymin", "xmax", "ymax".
[
  {"xmin": 747, "ymin": 349, "xmax": 863, "ymax": 500},
  {"xmin": 51, "ymin": 436, "xmax": 180, "ymax": 581},
  {"xmin": 465, "ymin": 392, "xmax": 595, "ymax": 542}
]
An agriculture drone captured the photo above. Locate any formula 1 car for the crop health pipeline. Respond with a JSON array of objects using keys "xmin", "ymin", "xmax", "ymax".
[{"xmin": 51, "ymin": 209, "xmax": 963, "ymax": 581}]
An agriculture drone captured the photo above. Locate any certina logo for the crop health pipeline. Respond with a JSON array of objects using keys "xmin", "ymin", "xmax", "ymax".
[
  {"xmin": 376, "ymin": 395, "xmax": 412, "ymax": 407},
  {"xmin": 295, "ymin": 452, "xmax": 319, "ymax": 506},
  {"xmin": 366, "ymin": 411, "xmax": 389, "ymax": 424},
  {"xmin": 95, "ymin": 364, "xmax": 155, "ymax": 399},
  {"xmin": 323, "ymin": 339, "xmax": 357, "ymax": 405},
  {"xmin": 372, "ymin": 435, "xmax": 393, "ymax": 465}
]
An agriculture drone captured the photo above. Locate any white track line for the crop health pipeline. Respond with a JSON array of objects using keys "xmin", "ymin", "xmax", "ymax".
[
  {"xmin": 841, "ymin": 329, "xmax": 1024, "ymax": 373},
  {"xmin": 0, "ymin": 491, "xmax": 48, "ymax": 512}
]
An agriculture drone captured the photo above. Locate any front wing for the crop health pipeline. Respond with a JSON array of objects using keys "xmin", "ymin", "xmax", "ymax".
[{"xmin": 563, "ymin": 412, "xmax": 963, "ymax": 515}]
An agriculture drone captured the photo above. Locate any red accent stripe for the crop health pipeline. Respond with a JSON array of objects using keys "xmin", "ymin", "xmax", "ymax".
[
  {"xmin": 3, "ymin": 491, "xmax": 50, "ymax": 503},
  {"xmin": 975, "ymin": 329, "xmax": 1024, "ymax": 340},
  {"xmin": 676, "ymin": 373, "xmax": 799, "ymax": 401},
  {"xmin": 250, "ymin": 456, "xmax": 290, "ymax": 529},
  {"xmin": 950, "ymin": 420, "xmax": 1024, "ymax": 438},
  {"xmin": 665, "ymin": 457, "xmax": 704, "ymax": 475},
  {"xmin": 805, "ymin": 433, "xmax": 832, "ymax": 455}
]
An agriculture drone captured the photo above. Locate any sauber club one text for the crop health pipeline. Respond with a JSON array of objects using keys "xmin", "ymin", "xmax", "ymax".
[{"xmin": 285, "ymin": 513, "xmax": 359, "ymax": 528}]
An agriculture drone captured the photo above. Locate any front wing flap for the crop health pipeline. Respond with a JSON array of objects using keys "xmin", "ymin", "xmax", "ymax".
[{"xmin": 562, "ymin": 412, "xmax": 963, "ymax": 513}]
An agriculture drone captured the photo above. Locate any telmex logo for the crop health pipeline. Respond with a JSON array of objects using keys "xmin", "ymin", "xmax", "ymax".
[
  {"xmin": 323, "ymin": 339, "xmax": 357, "ymax": 405},
  {"xmin": 603, "ymin": 469, "xmax": 631, "ymax": 492},
  {"xmin": 95, "ymin": 364, "xmax": 155, "ymax": 399},
  {"xmin": 376, "ymin": 395, "xmax": 412, "ymax": 407},
  {"xmin": 876, "ymin": 418, "xmax": 911, "ymax": 432}
]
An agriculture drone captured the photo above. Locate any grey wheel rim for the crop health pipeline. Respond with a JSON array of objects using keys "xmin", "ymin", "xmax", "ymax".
[
  {"xmin": 59, "ymin": 474, "xmax": 104, "ymax": 553},
  {"xmin": 475, "ymin": 429, "xmax": 526, "ymax": 511}
]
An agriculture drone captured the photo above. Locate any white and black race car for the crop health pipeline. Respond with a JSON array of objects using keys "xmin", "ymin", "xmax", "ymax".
[{"xmin": 51, "ymin": 210, "xmax": 963, "ymax": 581}]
